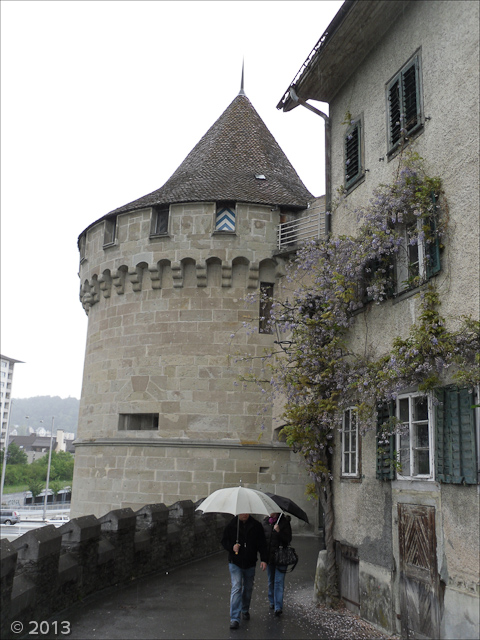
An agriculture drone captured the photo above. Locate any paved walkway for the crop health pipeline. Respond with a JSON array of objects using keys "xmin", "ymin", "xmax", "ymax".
[{"xmin": 46, "ymin": 535, "xmax": 393, "ymax": 640}]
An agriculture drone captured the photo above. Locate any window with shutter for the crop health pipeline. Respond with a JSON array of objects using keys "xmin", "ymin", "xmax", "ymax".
[
  {"xmin": 215, "ymin": 201, "xmax": 236, "ymax": 232},
  {"xmin": 395, "ymin": 394, "xmax": 434, "ymax": 479},
  {"xmin": 344, "ymin": 116, "xmax": 364, "ymax": 190},
  {"xmin": 435, "ymin": 387, "xmax": 478, "ymax": 484},
  {"xmin": 376, "ymin": 401, "xmax": 395, "ymax": 480},
  {"xmin": 387, "ymin": 52, "xmax": 423, "ymax": 155},
  {"xmin": 425, "ymin": 194, "xmax": 441, "ymax": 278}
]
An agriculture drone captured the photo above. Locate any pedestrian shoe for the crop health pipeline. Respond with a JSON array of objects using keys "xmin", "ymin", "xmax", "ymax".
[
  {"xmin": 274, "ymin": 609, "xmax": 283, "ymax": 617},
  {"xmin": 269, "ymin": 604, "xmax": 274, "ymax": 610},
  {"xmin": 241, "ymin": 612, "xmax": 250, "ymax": 620},
  {"xmin": 230, "ymin": 621, "xmax": 240, "ymax": 630}
]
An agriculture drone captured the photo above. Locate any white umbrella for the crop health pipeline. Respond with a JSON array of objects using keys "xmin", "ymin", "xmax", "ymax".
[
  {"xmin": 196, "ymin": 486, "xmax": 283, "ymax": 551},
  {"xmin": 196, "ymin": 486, "xmax": 282, "ymax": 517}
]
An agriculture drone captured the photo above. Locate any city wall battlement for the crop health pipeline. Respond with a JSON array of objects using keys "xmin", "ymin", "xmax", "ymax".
[{"xmin": 0, "ymin": 500, "xmax": 229, "ymax": 639}]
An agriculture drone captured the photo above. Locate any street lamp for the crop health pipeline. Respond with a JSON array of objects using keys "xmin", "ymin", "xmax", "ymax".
[{"xmin": 42, "ymin": 417, "xmax": 55, "ymax": 522}]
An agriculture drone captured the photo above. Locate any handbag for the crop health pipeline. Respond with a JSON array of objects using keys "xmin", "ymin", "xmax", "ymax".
[{"xmin": 274, "ymin": 545, "xmax": 298, "ymax": 573}]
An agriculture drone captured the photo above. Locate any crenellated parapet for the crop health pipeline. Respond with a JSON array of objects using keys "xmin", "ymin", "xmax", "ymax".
[
  {"xmin": 0, "ymin": 501, "xmax": 229, "ymax": 640},
  {"xmin": 79, "ymin": 256, "xmax": 284, "ymax": 313}
]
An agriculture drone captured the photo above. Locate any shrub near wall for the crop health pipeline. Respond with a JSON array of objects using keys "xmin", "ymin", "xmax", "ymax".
[{"xmin": 0, "ymin": 500, "xmax": 229, "ymax": 640}]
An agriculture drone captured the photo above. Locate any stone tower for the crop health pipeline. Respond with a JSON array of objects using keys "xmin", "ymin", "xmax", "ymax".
[{"xmin": 72, "ymin": 86, "xmax": 319, "ymax": 526}]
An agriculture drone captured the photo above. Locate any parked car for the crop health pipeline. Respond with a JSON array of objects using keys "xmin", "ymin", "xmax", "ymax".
[
  {"xmin": 45, "ymin": 514, "xmax": 70, "ymax": 526},
  {"xmin": 0, "ymin": 509, "xmax": 21, "ymax": 525}
]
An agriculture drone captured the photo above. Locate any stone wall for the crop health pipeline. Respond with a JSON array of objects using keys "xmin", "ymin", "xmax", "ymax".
[{"xmin": 0, "ymin": 500, "xmax": 229, "ymax": 640}]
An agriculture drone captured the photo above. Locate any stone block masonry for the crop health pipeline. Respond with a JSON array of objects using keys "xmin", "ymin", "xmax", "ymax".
[{"xmin": 0, "ymin": 500, "xmax": 229, "ymax": 640}]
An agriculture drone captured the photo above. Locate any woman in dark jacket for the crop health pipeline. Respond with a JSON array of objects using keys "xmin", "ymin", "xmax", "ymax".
[{"xmin": 262, "ymin": 512, "xmax": 292, "ymax": 616}]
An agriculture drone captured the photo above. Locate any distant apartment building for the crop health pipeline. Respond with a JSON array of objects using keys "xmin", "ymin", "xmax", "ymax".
[{"xmin": 0, "ymin": 355, "xmax": 23, "ymax": 449}]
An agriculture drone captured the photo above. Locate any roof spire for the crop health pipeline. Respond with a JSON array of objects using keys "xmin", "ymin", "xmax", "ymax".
[{"xmin": 239, "ymin": 58, "xmax": 245, "ymax": 96}]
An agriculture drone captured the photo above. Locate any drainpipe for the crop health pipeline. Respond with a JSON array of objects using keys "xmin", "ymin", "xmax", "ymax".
[{"xmin": 289, "ymin": 88, "xmax": 332, "ymax": 236}]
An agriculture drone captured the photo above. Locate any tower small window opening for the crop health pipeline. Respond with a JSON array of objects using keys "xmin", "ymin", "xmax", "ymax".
[
  {"xmin": 259, "ymin": 282, "xmax": 274, "ymax": 334},
  {"xmin": 118, "ymin": 414, "xmax": 159, "ymax": 431}
]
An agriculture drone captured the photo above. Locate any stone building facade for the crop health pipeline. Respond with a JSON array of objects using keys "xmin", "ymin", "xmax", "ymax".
[
  {"xmin": 278, "ymin": 1, "xmax": 479, "ymax": 638},
  {"xmin": 72, "ymin": 89, "xmax": 324, "ymax": 527}
]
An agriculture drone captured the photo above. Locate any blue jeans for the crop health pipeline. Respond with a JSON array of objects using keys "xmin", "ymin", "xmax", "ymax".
[
  {"xmin": 228, "ymin": 563, "xmax": 256, "ymax": 622},
  {"xmin": 267, "ymin": 563, "xmax": 286, "ymax": 611}
]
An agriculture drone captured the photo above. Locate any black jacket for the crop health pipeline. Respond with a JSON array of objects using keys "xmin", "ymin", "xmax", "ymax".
[
  {"xmin": 262, "ymin": 515, "xmax": 292, "ymax": 565},
  {"xmin": 221, "ymin": 516, "xmax": 268, "ymax": 569}
]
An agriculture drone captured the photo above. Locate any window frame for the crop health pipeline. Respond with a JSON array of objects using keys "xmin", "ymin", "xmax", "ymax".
[
  {"xmin": 395, "ymin": 210, "xmax": 440, "ymax": 294},
  {"xmin": 395, "ymin": 392, "xmax": 434, "ymax": 481},
  {"xmin": 395, "ymin": 218, "xmax": 426, "ymax": 293},
  {"xmin": 386, "ymin": 51, "xmax": 424, "ymax": 156},
  {"xmin": 341, "ymin": 407, "xmax": 359, "ymax": 478},
  {"xmin": 214, "ymin": 201, "xmax": 236, "ymax": 233},
  {"xmin": 150, "ymin": 205, "xmax": 170, "ymax": 237},
  {"xmin": 344, "ymin": 114, "xmax": 364, "ymax": 191},
  {"xmin": 103, "ymin": 217, "xmax": 117, "ymax": 248}
]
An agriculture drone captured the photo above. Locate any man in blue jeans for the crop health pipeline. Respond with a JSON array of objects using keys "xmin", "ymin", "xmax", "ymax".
[{"xmin": 221, "ymin": 513, "xmax": 268, "ymax": 630}]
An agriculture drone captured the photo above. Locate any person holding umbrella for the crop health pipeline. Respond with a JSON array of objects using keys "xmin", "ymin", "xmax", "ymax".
[
  {"xmin": 221, "ymin": 513, "xmax": 268, "ymax": 630},
  {"xmin": 262, "ymin": 511, "xmax": 292, "ymax": 616},
  {"xmin": 196, "ymin": 486, "xmax": 280, "ymax": 631}
]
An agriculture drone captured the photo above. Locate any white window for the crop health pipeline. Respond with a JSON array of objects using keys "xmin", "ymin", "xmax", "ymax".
[
  {"xmin": 395, "ymin": 219, "xmax": 425, "ymax": 291},
  {"xmin": 342, "ymin": 408, "xmax": 358, "ymax": 477},
  {"xmin": 396, "ymin": 393, "xmax": 434, "ymax": 480}
]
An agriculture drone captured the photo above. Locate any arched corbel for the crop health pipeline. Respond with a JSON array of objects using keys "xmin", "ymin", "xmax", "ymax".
[
  {"xmin": 171, "ymin": 261, "xmax": 183, "ymax": 288},
  {"xmin": 247, "ymin": 262, "xmax": 259, "ymax": 289},
  {"xmin": 112, "ymin": 266, "xmax": 128, "ymax": 295},
  {"xmin": 196, "ymin": 260, "xmax": 207, "ymax": 287},
  {"xmin": 221, "ymin": 260, "xmax": 232, "ymax": 288},
  {"xmin": 148, "ymin": 263, "xmax": 162, "ymax": 289},
  {"xmin": 99, "ymin": 270, "xmax": 112, "ymax": 298}
]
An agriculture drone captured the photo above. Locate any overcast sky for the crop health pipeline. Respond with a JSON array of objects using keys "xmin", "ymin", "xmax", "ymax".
[{"xmin": 1, "ymin": 0, "xmax": 343, "ymax": 400}]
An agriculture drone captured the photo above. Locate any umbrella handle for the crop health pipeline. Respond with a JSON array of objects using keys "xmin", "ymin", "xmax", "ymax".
[{"xmin": 235, "ymin": 517, "xmax": 239, "ymax": 554}]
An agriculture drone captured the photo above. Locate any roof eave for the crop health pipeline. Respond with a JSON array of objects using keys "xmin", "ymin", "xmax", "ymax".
[{"xmin": 277, "ymin": 0, "xmax": 412, "ymax": 110}]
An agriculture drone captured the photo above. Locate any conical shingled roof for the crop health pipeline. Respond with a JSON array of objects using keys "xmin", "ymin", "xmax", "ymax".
[{"xmin": 109, "ymin": 93, "xmax": 313, "ymax": 216}]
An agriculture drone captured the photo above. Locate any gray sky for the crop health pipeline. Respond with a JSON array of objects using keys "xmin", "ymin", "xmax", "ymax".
[{"xmin": 1, "ymin": 0, "xmax": 343, "ymax": 399}]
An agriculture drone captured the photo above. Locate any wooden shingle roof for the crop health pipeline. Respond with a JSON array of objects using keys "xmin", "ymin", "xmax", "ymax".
[{"xmin": 108, "ymin": 93, "xmax": 313, "ymax": 217}]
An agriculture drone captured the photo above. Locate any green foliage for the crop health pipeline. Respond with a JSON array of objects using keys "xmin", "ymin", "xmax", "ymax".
[
  {"xmin": 28, "ymin": 477, "xmax": 45, "ymax": 498},
  {"xmin": 1, "ymin": 451, "xmax": 74, "ymax": 487},
  {"xmin": 240, "ymin": 152, "xmax": 478, "ymax": 489},
  {"xmin": 49, "ymin": 479, "xmax": 63, "ymax": 496},
  {"xmin": 6, "ymin": 442, "xmax": 28, "ymax": 465},
  {"xmin": 31, "ymin": 451, "xmax": 75, "ymax": 482}
]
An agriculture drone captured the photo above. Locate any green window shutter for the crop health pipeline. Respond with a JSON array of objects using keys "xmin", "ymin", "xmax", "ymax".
[
  {"xmin": 376, "ymin": 401, "xmax": 395, "ymax": 480},
  {"xmin": 387, "ymin": 77, "xmax": 401, "ymax": 150},
  {"xmin": 426, "ymin": 194, "xmax": 441, "ymax": 278},
  {"xmin": 435, "ymin": 387, "xmax": 478, "ymax": 484},
  {"xmin": 401, "ymin": 59, "xmax": 420, "ymax": 136},
  {"xmin": 345, "ymin": 120, "xmax": 361, "ymax": 188}
]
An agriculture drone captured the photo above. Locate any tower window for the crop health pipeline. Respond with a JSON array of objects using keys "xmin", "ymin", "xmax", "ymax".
[
  {"xmin": 259, "ymin": 282, "xmax": 274, "ymax": 334},
  {"xmin": 215, "ymin": 201, "xmax": 236, "ymax": 232},
  {"xmin": 150, "ymin": 206, "xmax": 170, "ymax": 236},
  {"xmin": 118, "ymin": 414, "xmax": 159, "ymax": 431},
  {"xmin": 103, "ymin": 217, "xmax": 117, "ymax": 247}
]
